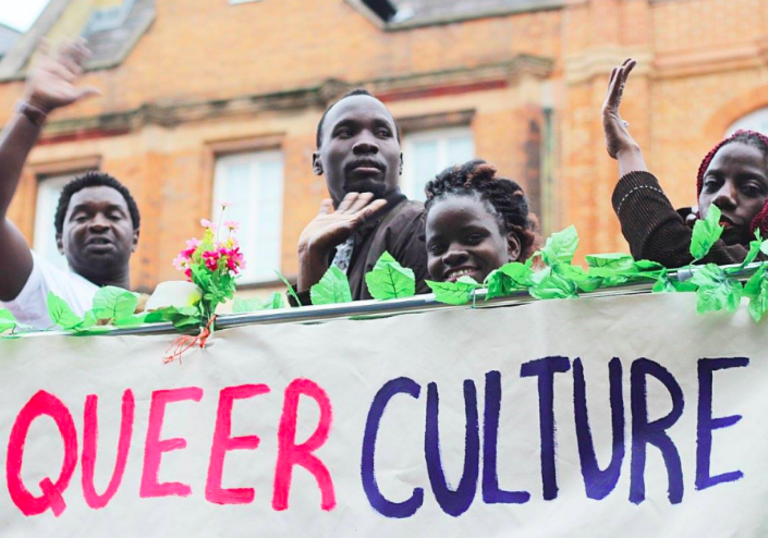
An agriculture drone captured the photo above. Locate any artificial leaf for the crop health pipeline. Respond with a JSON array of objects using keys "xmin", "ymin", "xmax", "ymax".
[
  {"xmin": 529, "ymin": 267, "xmax": 578, "ymax": 300},
  {"xmin": 729, "ymin": 229, "xmax": 763, "ymax": 274},
  {"xmin": 311, "ymin": 266, "xmax": 353, "ymax": 305},
  {"xmin": 92, "ymin": 286, "xmax": 138, "ymax": 321},
  {"xmin": 586, "ymin": 253, "xmax": 635, "ymax": 271},
  {"xmin": 539, "ymin": 225, "xmax": 579, "ymax": 266},
  {"xmin": 232, "ymin": 293, "xmax": 285, "ymax": 313},
  {"xmin": 743, "ymin": 265, "xmax": 768, "ymax": 322},
  {"xmin": 483, "ymin": 262, "xmax": 533, "ymax": 300},
  {"xmin": 690, "ymin": 205, "xmax": 724, "ymax": 261},
  {"xmin": 652, "ymin": 271, "xmax": 676, "ymax": 293},
  {"xmin": 113, "ymin": 313, "xmax": 150, "ymax": 327},
  {"xmin": 0, "ymin": 309, "xmax": 18, "ymax": 333},
  {"xmin": 690, "ymin": 263, "xmax": 743, "ymax": 314},
  {"xmin": 46, "ymin": 292, "xmax": 84, "ymax": 330},
  {"xmin": 633, "ymin": 259, "xmax": 665, "ymax": 272},
  {"xmin": 275, "ymin": 270, "xmax": 302, "ymax": 306},
  {"xmin": 233, "ymin": 297, "xmax": 264, "ymax": 313},
  {"xmin": 554, "ymin": 264, "xmax": 601, "ymax": 293},
  {"xmin": 365, "ymin": 251, "xmax": 416, "ymax": 300},
  {"xmin": 427, "ymin": 276, "xmax": 480, "ymax": 306}
]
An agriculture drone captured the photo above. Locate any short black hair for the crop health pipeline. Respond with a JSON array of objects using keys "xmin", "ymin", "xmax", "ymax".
[
  {"xmin": 316, "ymin": 88, "xmax": 400, "ymax": 148},
  {"xmin": 54, "ymin": 171, "xmax": 141, "ymax": 235},
  {"xmin": 425, "ymin": 159, "xmax": 539, "ymax": 260}
]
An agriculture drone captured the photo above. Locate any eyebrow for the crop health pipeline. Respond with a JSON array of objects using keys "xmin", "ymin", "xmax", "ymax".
[{"xmin": 70, "ymin": 203, "xmax": 127, "ymax": 214}]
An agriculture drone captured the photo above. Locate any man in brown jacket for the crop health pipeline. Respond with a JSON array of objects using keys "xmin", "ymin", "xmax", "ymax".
[{"xmin": 293, "ymin": 89, "xmax": 429, "ymax": 304}]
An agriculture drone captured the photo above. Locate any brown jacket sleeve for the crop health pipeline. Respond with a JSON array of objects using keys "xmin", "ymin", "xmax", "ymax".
[{"xmin": 612, "ymin": 171, "xmax": 750, "ymax": 267}]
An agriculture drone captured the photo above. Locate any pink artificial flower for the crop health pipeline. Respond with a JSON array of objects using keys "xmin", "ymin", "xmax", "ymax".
[
  {"xmin": 184, "ymin": 268, "xmax": 192, "ymax": 280},
  {"xmin": 172, "ymin": 254, "xmax": 189, "ymax": 272},
  {"xmin": 224, "ymin": 247, "xmax": 245, "ymax": 273},
  {"xmin": 200, "ymin": 218, "xmax": 215, "ymax": 229},
  {"xmin": 219, "ymin": 201, "xmax": 233, "ymax": 209},
  {"xmin": 224, "ymin": 220, "xmax": 239, "ymax": 233},
  {"xmin": 185, "ymin": 238, "xmax": 201, "ymax": 249},
  {"xmin": 202, "ymin": 250, "xmax": 220, "ymax": 271}
]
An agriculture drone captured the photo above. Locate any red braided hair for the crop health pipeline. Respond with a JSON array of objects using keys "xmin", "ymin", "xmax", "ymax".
[{"xmin": 695, "ymin": 129, "xmax": 768, "ymax": 238}]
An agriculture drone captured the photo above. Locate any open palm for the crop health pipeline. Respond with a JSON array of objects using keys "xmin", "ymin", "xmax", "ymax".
[
  {"xmin": 24, "ymin": 40, "xmax": 99, "ymax": 113},
  {"xmin": 299, "ymin": 192, "xmax": 387, "ymax": 253}
]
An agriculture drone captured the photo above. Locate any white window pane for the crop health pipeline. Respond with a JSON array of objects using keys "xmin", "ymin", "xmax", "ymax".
[
  {"xmin": 727, "ymin": 109, "xmax": 768, "ymax": 136},
  {"xmin": 402, "ymin": 127, "xmax": 474, "ymax": 202},
  {"xmin": 411, "ymin": 140, "xmax": 439, "ymax": 201},
  {"xmin": 447, "ymin": 136, "xmax": 474, "ymax": 164},
  {"xmin": 213, "ymin": 151, "xmax": 283, "ymax": 284},
  {"xmin": 34, "ymin": 174, "xmax": 81, "ymax": 271}
]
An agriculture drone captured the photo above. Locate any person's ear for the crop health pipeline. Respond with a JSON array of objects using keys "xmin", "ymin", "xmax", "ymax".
[
  {"xmin": 312, "ymin": 152, "xmax": 323, "ymax": 176},
  {"xmin": 399, "ymin": 153, "xmax": 404, "ymax": 176},
  {"xmin": 506, "ymin": 232, "xmax": 521, "ymax": 262},
  {"xmin": 131, "ymin": 229, "xmax": 140, "ymax": 253},
  {"xmin": 56, "ymin": 234, "xmax": 64, "ymax": 255}
]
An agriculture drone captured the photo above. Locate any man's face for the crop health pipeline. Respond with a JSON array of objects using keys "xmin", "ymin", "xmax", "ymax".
[
  {"xmin": 313, "ymin": 95, "xmax": 402, "ymax": 206},
  {"xmin": 58, "ymin": 186, "xmax": 138, "ymax": 282}
]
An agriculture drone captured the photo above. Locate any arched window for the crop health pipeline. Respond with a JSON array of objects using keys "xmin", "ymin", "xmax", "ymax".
[{"xmin": 727, "ymin": 108, "xmax": 768, "ymax": 136}]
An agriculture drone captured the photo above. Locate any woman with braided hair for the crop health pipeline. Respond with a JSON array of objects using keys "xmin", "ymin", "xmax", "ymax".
[
  {"xmin": 604, "ymin": 58, "xmax": 768, "ymax": 267},
  {"xmin": 424, "ymin": 159, "xmax": 539, "ymax": 283}
]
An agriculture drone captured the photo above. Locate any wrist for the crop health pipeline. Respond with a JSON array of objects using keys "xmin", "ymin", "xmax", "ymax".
[
  {"xmin": 616, "ymin": 144, "xmax": 642, "ymax": 160},
  {"xmin": 15, "ymin": 100, "xmax": 49, "ymax": 127}
]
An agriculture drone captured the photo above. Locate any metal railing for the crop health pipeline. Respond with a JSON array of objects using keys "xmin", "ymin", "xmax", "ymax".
[{"xmin": 15, "ymin": 261, "xmax": 761, "ymax": 338}]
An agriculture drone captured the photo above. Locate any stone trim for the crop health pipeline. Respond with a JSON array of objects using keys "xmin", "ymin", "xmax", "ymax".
[{"xmin": 38, "ymin": 56, "xmax": 553, "ymax": 141}]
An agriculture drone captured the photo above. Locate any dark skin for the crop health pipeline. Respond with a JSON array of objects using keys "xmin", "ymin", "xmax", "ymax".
[
  {"xmin": 0, "ymin": 40, "xmax": 138, "ymax": 301},
  {"xmin": 58, "ymin": 186, "xmax": 138, "ymax": 287},
  {"xmin": 698, "ymin": 143, "xmax": 768, "ymax": 244},
  {"xmin": 297, "ymin": 95, "xmax": 403, "ymax": 292},
  {"xmin": 603, "ymin": 58, "xmax": 768, "ymax": 242},
  {"xmin": 426, "ymin": 196, "xmax": 521, "ymax": 284}
]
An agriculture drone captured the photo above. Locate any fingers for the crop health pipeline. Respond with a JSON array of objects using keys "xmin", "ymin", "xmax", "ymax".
[
  {"xmin": 317, "ymin": 199, "xmax": 333, "ymax": 215},
  {"xmin": 74, "ymin": 85, "xmax": 101, "ymax": 102},
  {"xmin": 335, "ymin": 192, "xmax": 359, "ymax": 212},
  {"xmin": 604, "ymin": 58, "xmax": 636, "ymax": 111}
]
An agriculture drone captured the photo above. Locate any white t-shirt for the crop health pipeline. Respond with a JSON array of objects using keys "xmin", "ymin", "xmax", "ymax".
[{"xmin": 1, "ymin": 252, "xmax": 98, "ymax": 330}]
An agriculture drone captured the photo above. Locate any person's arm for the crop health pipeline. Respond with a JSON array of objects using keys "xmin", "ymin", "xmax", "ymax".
[
  {"xmin": 296, "ymin": 192, "xmax": 386, "ymax": 293},
  {"xmin": 602, "ymin": 58, "xmax": 648, "ymax": 177},
  {"xmin": 0, "ymin": 40, "xmax": 98, "ymax": 301}
]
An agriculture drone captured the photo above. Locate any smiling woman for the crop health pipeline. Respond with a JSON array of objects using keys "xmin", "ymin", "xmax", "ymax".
[{"xmin": 424, "ymin": 160, "xmax": 539, "ymax": 284}]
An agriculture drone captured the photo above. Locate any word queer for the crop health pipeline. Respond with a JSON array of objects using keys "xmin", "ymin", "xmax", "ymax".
[
  {"xmin": 362, "ymin": 356, "xmax": 749, "ymax": 518},
  {"xmin": 5, "ymin": 379, "xmax": 335, "ymax": 517}
]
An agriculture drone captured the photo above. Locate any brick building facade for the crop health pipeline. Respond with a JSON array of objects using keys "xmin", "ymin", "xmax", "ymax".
[{"xmin": 1, "ymin": 0, "xmax": 767, "ymax": 293}]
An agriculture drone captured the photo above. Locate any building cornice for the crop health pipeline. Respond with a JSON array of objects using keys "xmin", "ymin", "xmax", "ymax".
[{"xmin": 38, "ymin": 55, "xmax": 554, "ymax": 142}]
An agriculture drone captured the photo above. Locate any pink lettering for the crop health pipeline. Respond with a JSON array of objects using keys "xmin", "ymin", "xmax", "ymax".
[
  {"xmin": 6, "ymin": 391, "xmax": 78, "ymax": 517},
  {"xmin": 140, "ymin": 387, "xmax": 203, "ymax": 498},
  {"xmin": 81, "ymin": 390, "xmax": 135, "ymax": 509},
  {"xmin": 272, "ymin": 379, "xmax": 335, "ymax": 511},
  {"xmin": 205, "ymin": 384, "xmax": 270, "ymax": 505}
]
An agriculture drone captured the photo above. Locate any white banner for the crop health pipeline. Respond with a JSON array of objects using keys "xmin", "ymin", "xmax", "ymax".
[{"xmin": 1, "ymin": 293, "xmax": 766, "ymax": 537}]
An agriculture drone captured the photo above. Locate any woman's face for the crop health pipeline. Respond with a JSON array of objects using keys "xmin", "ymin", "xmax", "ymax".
[
  {"xmin": 699, "ymin": 142, "xmax": 768, "ymax": 244},
  {"xmin": 426, "ymin": 196, "xmax": 520, "ymax": 283}
]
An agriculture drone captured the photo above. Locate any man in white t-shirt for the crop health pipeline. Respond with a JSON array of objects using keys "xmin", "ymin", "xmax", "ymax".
[{"xmin": 0, "ymin": 41, "xmax": 141, "ymax": 329}]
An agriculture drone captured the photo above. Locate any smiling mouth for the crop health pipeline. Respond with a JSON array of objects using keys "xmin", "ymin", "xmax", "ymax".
[{"xmin": 444, "ymin": 268, "xmax": 477, "ymax": 283}]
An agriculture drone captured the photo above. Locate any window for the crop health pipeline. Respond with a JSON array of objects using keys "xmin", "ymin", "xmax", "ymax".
[
  {"xmin": 212, "ymin": 151, "xmax": 284, "ymax": 284},
  {"xmin": 401, "ymin": 127, "xmax": 475, "ymax": 201},
  {"xmin": 727, "ymin": 108, "xmax": 768, "ymax": 136},
  {"xmin": 34, "ymin": 174, "xmax": 77, "ymax": 270}
]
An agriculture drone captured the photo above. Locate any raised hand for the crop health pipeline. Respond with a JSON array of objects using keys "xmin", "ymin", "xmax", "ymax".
[
  {"xmin": 23, "ymin": 39, "xmax": 100, "ymax": 114},
  {"xmin": 296, "ymin": 192, "xmax": 387, "ymax": 292},
  {"xmin": 299, "ymin": 192, "xmax": 387, "ymax": 254},
  {"xmin": 602, "ymin": 58, "xmax": 640, "ymax": 159}
]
